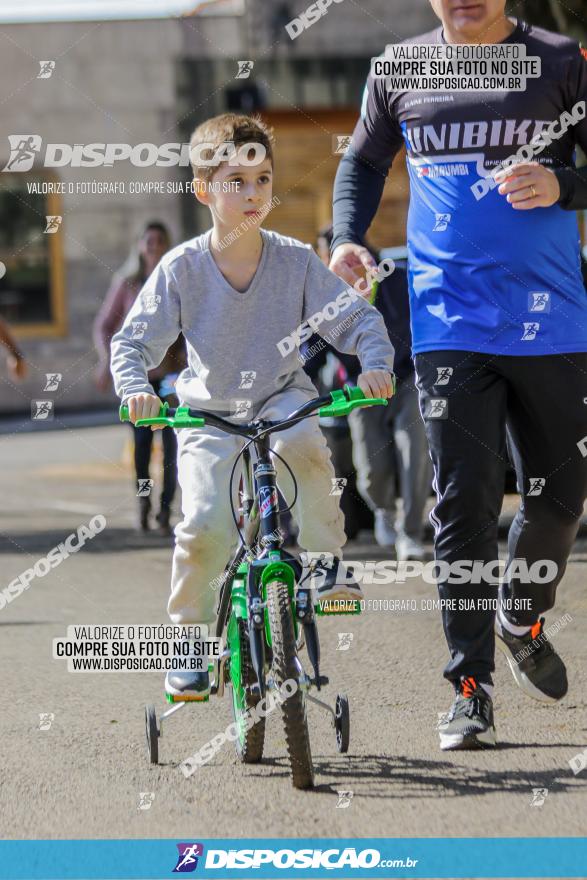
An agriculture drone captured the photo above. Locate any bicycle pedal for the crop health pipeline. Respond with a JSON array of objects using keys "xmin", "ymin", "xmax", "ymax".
[
  {"xmin": 165, "ymin": 693, "xmax": 210, "ymax": 704},
  {"xmin": 310, "ymin": 675, "xmax": 329, "ymax": 687},
  {"xmin": 315, "ymin": 598, "xmax": 362, "ymax": 615}
]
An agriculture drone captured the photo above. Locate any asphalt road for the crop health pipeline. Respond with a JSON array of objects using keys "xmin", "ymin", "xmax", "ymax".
[{"xmin": 1, "ymin": 423, "xmax": 586, "ymax": 846}]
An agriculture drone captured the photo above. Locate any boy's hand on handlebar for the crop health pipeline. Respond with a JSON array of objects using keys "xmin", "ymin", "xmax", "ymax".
[
  {"xmin": 358, "ymin": 370, "xmax": 394, "ymax": 400},
  {"xmin": 127, "ymin": 393, "xmax": 165, "ymax": 430}
]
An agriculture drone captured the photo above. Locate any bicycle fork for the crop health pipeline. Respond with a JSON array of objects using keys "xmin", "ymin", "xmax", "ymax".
[{"xmin": 246, "ymin": 429, "xmax": 323, "ymax": 693}]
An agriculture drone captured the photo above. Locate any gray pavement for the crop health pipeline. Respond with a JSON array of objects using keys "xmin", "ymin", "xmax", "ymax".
[{"xmin": 1, "ymin": 424, "xmax": 586, "ymax": 841}]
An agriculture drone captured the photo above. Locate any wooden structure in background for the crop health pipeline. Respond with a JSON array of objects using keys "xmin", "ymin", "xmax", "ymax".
[{"xmin": 263, "ymin": 109, "xmax": 409, "ymax": 250}]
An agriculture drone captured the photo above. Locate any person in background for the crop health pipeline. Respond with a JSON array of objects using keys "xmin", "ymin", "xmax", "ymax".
[
  {"xmin": 0, "ymin": 317, "xmax": 27, "ymax": 381},
  {"xmin": 93, "ymin": 221, "xmax": 186, "ymax": 536},
  {"xmin": 331, "ymin": 0, "xmax": 587, "ymax": 748},
  {"xmin": 316, "ymin": 225, "xmax": 432, "ymax": 560}
]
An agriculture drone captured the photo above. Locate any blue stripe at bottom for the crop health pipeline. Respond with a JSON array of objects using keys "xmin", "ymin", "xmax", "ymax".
[{"xmin": 1, "ymin": 838, "xmax": 586, "ymax": 879}]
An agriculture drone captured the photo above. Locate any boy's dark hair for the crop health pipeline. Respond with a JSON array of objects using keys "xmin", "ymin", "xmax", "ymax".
[{"xmin": 189, "ymin": 113, "xmax": 274, "ymax": 181}]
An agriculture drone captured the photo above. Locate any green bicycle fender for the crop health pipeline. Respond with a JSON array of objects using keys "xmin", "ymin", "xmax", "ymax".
[
  {"xmin": 260, "ymin": 560, "xmax": 297, "ymax": 648},
  {"xmin": 226, "ymin": 612, "xmax": 242, "ymax": 692},
  {"xmin": 231, "ymin": 575, "xmax": 248, "ymax": 621},
  {"xmin": 227, "ymin": 574, "xmax": 248, "ymax": 694}
]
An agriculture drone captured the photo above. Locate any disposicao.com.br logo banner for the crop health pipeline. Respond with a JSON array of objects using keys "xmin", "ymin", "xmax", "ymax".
[
  {"xmin": 1, "ymin": 135, "xmax": 266, "ymax": 171},
  {"xmin": 1, "ymin": 838, "xmax": 587, "ymax": 878}
]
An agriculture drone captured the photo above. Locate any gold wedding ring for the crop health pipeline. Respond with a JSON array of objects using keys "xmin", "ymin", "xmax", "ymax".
[{"xmin": 530, "ymin": 185, "xmax": 537, "ymax": 199}]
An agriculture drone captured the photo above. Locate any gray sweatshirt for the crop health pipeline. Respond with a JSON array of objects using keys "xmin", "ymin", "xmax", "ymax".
[{"xmin": 110, "ymin": 228, "xmax": 395, "ymax": 416}]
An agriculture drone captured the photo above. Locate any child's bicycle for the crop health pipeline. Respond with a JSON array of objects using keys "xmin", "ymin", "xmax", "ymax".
[{"xmin": 119, "ymin": 383, "xmax": 389, "ymax": 789}]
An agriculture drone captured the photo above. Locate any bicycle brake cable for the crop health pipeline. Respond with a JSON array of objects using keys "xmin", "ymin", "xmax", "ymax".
[{"xmin": 228, "ymin": 431, "xmax": 299, "ymax": 550}]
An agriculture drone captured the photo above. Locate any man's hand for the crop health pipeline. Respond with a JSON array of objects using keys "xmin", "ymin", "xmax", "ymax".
[
  {"xmin": 127, "ymin": 393, "xmax": 165, "ymax": 430},
  {"xmin": 357, "ymin": 370, "xmax": 394, "ymax": 400},
  {"xmin": 329, "ymin": 243, "xmax": 378, "ymax": 297},
  {"xmin": 495, "ymin": 162, "xmax": 561, "ymax": 210}
]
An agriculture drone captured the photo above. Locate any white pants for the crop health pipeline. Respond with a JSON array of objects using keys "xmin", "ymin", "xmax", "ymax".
[{"xmin": 168, "ymin": 388, "xmax": 347, "ymax": 625}]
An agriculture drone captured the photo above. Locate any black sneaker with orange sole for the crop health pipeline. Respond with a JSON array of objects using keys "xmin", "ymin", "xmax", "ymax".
[
  {"xmin": 438, "ymin": 676, "xmax": 497, "ymax": 751},
  {"xmin": 495, "ymin": 615, "xmax": 568, "ymax": 703}
]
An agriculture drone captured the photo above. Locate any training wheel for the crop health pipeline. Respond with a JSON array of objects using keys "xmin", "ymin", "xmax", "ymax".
[
  {"xmin": 334, "ymin": 693, "xmax": 350, "ymax": 753},
  {"xmin": 145, "ymin": 704, "xmax": 159, "ymax": 765}
]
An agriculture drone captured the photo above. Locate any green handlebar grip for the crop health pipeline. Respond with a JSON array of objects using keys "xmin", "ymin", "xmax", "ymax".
[
  {"xmin": 344, "ymin": 377, "xmax": 396, "ymax": 398},
  {"xmin": 136, "ymin": 405, "xmax": 205, "ymax": 429},
  {"xmin": 342, "ymin": 384, "xmax": 368, "ymax": 402},
  {"xmin": 318, "ymin": 383, "xmax": 392, "ymax": 418},
  {"xmin": 119, "ymin": 401, "xmax": 169, "ymax": 423}
]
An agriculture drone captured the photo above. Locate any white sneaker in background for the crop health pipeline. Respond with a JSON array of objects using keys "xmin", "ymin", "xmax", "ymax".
[
  {"xmin": 395, "ymin": 532, "xmax": 425, "ymax": 561},
  {"xmin": 374, "ymin": 508, "xmax": 397, "ymax": 548}
]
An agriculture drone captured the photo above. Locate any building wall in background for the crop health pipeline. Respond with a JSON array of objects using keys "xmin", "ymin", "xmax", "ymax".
[{"xmin": 0, "ymin": 1, "xmax": 437, "ymax": 414}]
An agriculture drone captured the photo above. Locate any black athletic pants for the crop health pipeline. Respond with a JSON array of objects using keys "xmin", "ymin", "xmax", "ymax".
[{"xmin": 414, "ymin": 351, "xmax": 587, "ymax": 686}]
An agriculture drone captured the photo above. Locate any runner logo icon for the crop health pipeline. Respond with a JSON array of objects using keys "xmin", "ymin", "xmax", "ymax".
[
  {"xmin": 336, "ymin": 632, "xmax": 353, "ymax": 651},
  {"xmin": 38, "ymin": 712, "xmax": 54, "ymax": 730},
  {"xmin": 527, "ymin": 477, "xmax": 546, "ymax": 496},
  {"xmin": 236, "ymin": 60, "xmax": 254, "ymax": 79},
  {"xmin": 239, "ymin": 370, "xmax": 256, "ymax": 389},
  {"xmin": 530, "ymin": 787, "xmax": 549, "ymax": 806},
  {"xmin": 433, "ymin": 212, "xmax": 451, "ymax": 231},
  {"xmin": 426, "ymin": 398, "xmax": 448, "ymax": 419},
  {"xmin": 330, "ymin": 477, "xmax": 347, "ymax": 495},
  {"xmin": 521, "ymin": 322, "xmax": 539, "ymax": 341},
  {"xmin": 333, "ymin": 134, "xmax": 352, "ymax": 154},
  {"xmin": 37, "ymin": 61, "xmax": 55, "ymax": 79},
  {"xmin": 136, "ymin": 479, "xmax": 154, "ymax": 497},
  {"xmin": 44, "ymin": 373, "xmax": 62, "ymax": 391},
  {"xmin": 336, "ymin": 790, "xmax": 354, "ymax": 808},
  {"xmin": 31, "ymin": 400, "xmax": 54, "ymax": 420},
  {"xmin": 173, "ymin": 843, "xmax": 204, "ymax": 873},
  {"xmin": 3, "ymin": 135, "xmax": 42, "ymax": 172},
  {"xmin": 137, "ymin": 792, "xmax": 154, "ymax": 810},
  {"xmin": 44, "ymin": 216, "xmax": 62, "ymax": 233},
  {"xmin": 232, "ymin": 399, "xmax": 252, "ymax": 419},
  {"xmin": 434, "ymin": 367, "xmax": 453, "ymax": 386},
  {"xmin": 529, "ymin": 292, "xmax": 550, "ymax": 313}
]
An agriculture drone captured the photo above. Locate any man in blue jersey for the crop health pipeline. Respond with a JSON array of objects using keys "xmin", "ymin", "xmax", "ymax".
[{"xmin": 331, "ymin": 0, "xmax": 587, "ymax": 750}]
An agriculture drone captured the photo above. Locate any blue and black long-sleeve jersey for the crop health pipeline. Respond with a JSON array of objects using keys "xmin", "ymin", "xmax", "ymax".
[{"xmin": 333, "ymin": 20, "xmax": 587, "ymax": 356}]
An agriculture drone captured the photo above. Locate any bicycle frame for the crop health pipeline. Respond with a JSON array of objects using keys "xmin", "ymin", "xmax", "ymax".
[
  {"xmin": 225, "ymin": 421, "xmax": 309, "ymax": 696},
  {"xmin": 214, "ymin": 414, "xmax": 312, "ymax": 642},
  {"xmin": 120, "ymin": 383, "xmax": 392, "ymax": 777}
]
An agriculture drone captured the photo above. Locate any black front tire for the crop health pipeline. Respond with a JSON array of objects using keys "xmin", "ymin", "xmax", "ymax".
[
  {"xmin": 145, "ymin": 704, "xmax": 159, "ymax": 765},
  {"xmin": 266, "ymin": 580, "xmax": 314, "ymax": 789},
  {"xmin": 334, "ymin": 694, "xmax": 350, "ymax": 753},
  {"xmin": 231, "ymin": 621, "xmax": 265, "ymax": 764}
]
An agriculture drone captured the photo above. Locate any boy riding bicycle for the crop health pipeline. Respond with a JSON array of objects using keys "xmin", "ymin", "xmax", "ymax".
[{"xmin": 110, "ymin": 113, "xmax": 395, "ymax": 700}]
